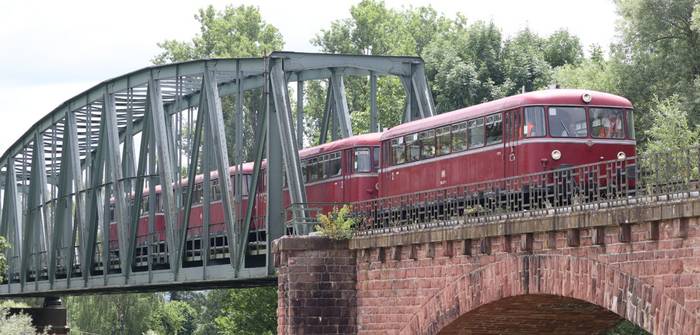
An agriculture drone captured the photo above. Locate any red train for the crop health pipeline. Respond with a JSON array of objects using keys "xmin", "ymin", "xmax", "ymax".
[
  {"xmin": 104, "ymin": 89, "xmax": 635, "ymax": 271},
  {"xmin": 379, "ymin": 89, "xmax": 635, "ymax": 197}
]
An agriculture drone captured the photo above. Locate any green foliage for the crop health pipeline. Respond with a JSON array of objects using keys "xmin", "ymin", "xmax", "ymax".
[
  {"xmin": 153, "ymin": 5, "xmax": 283, "ymax": 64},
  {"xmin": 66, "ymin": 293, "xmax": 160, "ymax": 335},
  {"xmin": 213, "ymin": 288, "xmax": 277, "ymax": 335},
  {"xmin": 311, "ymin": 0, "xmax": 582, "ymax": 139},
  {"xmin": 153, "ymin": 4, "xmax": 284, "ymax": 162},
  {"xmin": 0, "ymin": 307, "xmax": 42, "ymax": 335},
  {"xmin": 315, "ymin": 205, "xmax": 356, "ymax": 240},
  {"xmin": 605, "ymin": 320, "xmax": 650, "ymax": 335},
  {"xmin": 612, "ymin": 0, "xmax": 700, "ymax": 135},
  {"xmin": 147, "ymin": 300, "xmax": 197, "ymax": 335},
  {"xmin": 543, "ymin": 29, "xmax": 584, "ymax": 68},
  {"xmin": 643, "ymin": 94, "xmax": 698, "ymax": 155},
  {"xmin": 553, "ymin": 58, "xmax": 620, "ymax": 94},
  {"xmin": 0, "ymin": 236, "xmax": 8, "ymax": 282}
]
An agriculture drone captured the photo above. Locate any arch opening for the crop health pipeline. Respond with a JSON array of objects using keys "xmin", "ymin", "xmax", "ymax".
[{"xmin": 436, "ymin": 294, "xmax": 644, "ymax": 335}]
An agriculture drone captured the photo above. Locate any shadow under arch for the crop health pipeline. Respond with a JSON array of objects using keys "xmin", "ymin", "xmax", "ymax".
[
  {"xmin": 438, "ymin": 294, "xmax": 624, "ymax": 334},
  {"xmin": 399, "ymin": 254, "xmax": 695, "ymax": 335}
]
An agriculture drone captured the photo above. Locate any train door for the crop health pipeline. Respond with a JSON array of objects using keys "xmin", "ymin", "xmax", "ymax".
[
  {"xmin": 503, "ymin": 108, "xmax": 521, "ymax": 178},
  {"xmin": 343, "ymin": 149, "xmax": 353, "ymax": 202}
]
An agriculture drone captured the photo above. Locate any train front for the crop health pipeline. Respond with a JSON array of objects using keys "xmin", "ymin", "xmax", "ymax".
[{"xmin": 515, "ymin": 90, "xmax": 636, "ymax": 175}]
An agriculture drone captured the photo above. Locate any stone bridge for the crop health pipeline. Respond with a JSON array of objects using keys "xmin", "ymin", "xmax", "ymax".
[{"xmin": 274, "ymin": 196, "xmax": 700, "ymax": 334}]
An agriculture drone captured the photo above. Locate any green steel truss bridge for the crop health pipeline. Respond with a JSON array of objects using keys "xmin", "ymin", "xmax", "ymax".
[{"xmin": 0, "ymin": 52, "xmax": 435, "ymax": 296}]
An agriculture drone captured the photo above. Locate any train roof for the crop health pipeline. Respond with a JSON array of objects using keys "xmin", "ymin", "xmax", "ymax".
[
  {"xmin": 299, "ymin": 133, "xmax": 382, "ymax": 158},
  {"xmin": 141, "ymin": 162, "xmax": 255, "ymax": 197},
  {"xmin": 381, "ymin": 89, "xmax": 633, "ymax": 140}
]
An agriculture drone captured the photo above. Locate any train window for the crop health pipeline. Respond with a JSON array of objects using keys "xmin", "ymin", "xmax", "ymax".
[
  {"xmin": 451, "ymin": 123, "xmax": 468, "ymax": 152},
  {"xmin": 405, "ymin": 134, "xmax": 420, "ymax": 162},
  {"xmin": 193, "ymin": 184, "xmax": 203, "ymax": 204},
  {"xmin": 242, "ymin": 175, "xmax": 250, "ymax": 196},
  {"xmin": 549, "ymin": 107, "xmax": 587, "ymax": 137},
  {"xmin": 485, "ymin": 113, "xmax": 503, "ymax": 145},
  {"xmin": 436, "ymin": 127, "xmax": 451, "ymax": 156},
  {"xmin": 109, "ymin": 204, "xmax": 115, "ymax": 221},
  {"xmin": 243, "ymin": 174, "xmax": 253, "ymax": 196},
  {"xmin": 373, "ymin": 147, "xmax": 380, "ymax": 171},
  {"xmin": 627, "ymin": 110, "xmax": 635, "ymax": 139},
  {"xmin": 523, "ymin": 107, "xmax": 545, "ymax": 137},
  {"xmin": 316, "ymin": 156, "xmax": 326, "ymax": 180},
  {"xmin": 211, "ymin": 180, "xmax": 221, "ymax": 201},
  {"xmin": 141, "ymin": 195, "xmax": 149, "ymax": 213},
  {"xmin": 309, "ymin": 158, "xmax": 319, "ymax": 182},
  {"xmin": 419, "ymin": 130, "xmax": 436, "ymax": 159},
  {"xmin": 182, "ymin": 186, "xmax": 189, "ymax": 202},
  {"xmin": 328, "ymin": 152, "xmax": 342, "ymax": 177},
  {"xmin": 354, "ymin": 148, "xmax": 372, "ymax": 172},
  {"xmin": 391, "ymin": 138, "xmax": 406, "ymax": 165},
  {"xmin": 301, "ymin": 161, "xmax": 308, "ymax": 183},
  {"xmin": 468, "ymin": 118, "xmax": 485, "ymax": 148},
  {"xmin": 590, "ymin": 108, "xmax": 625, "ymax": 139}
]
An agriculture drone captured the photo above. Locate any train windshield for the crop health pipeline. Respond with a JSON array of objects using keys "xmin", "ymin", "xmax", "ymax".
[
  {"xmin": 548, "ymin": 107, "xmax": 587, "ymax": 137},
  {"xmin": 354, "ymin": 148, "xmax": 372, "ymax": 172},
  {"xmin": 590, "ymin": 108, "xmax": 625, "ymax": 139},
  {"xmin": 627, "ymin": 110, "xmax": 635, "ymax": 139},
  {"xmin": 523, "ymin": 107, "xmax": 545, "ymax": 137}
]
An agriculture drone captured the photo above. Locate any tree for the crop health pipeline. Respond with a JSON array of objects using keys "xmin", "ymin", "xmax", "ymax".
[
  {"xmin": 0, "ymin": 307, "xmax": 41, "ymax": 335},
  {"xmin": 312, "ymin": 0, "xmax": 578, "ymax": 138},
  {"xmin": 147, "ymin": 300, "xmax": 197, "ymax": 335},
  {"xmin": 66, "ymin": 293, "xmax": 160, "ymax": 335},
  {"xmin": 553, "ymin": 58, "xmax": 619, "ymax": 94},
  {"xmin": 213, "ymin": 287, "xmax": 277, "ymax": 335},
  {"xmin": 543, "ymin": 29, "xmax": 584, "ymax": 68},
  {"xmin": 0, "ymin": 236, "xmax": 8, "ymax": 282},
  {"xmin": 154, "ymin": 4, "xmax": 284, "ymax": 162},
  {"xmin": 153, "ymin": 5, "xmax": 283, "ymax": 64},
  {"xmin": 613, "ymin": 0, "xmax": 700, "ymax": 128},
  {"xmin": 500, "ymin": 28, "xmax": 553, "ymax": 93},
  {"xmin": 643, "ymin": 94, "xmax": 698, "ymax": 156}
]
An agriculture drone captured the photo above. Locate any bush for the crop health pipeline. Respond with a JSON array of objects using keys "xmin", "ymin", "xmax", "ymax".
[
  {"xmin": 315, "ymin": 205, "xmax": 356, "ymax": 239},
  {"xmin": 0, "ymin": 307, "xmax": 43, "ymax": 335}
]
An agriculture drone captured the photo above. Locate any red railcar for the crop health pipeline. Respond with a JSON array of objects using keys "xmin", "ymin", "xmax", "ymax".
[
  {"xmin": 378, "ymin": 89, "xmax": 636, "ymax": 197},
  {"xmin": 106, "ymin": 163, "xmax": 258, "ymax": 271},
  {"xmin": 106, "ymin": 89, "xmax": 637, "ymax": 270},
  {"xmin": 254, "ymin": 133, "xmax": 381, "ymax": 224}
]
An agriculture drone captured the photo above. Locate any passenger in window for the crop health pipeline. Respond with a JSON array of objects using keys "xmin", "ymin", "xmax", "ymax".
[{"xmin": 523, "ymin": 107, "xmax": 545, "ymax": 138}]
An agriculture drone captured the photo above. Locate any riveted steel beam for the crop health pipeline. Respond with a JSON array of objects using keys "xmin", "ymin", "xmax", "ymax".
[
  {"xmin": 330, "ymin": 69, "xmax": 353, "ymax": 139},
  {"xmin": 411, "ymin": 63, "xmax": 435, "ymax": 118},
  {"xmin": 1, "ymin": 159, "xmax": 22, "ymax": 287},
  {"xmin": 319, "ymin": 79, "xmax": 333, "ymax": 145},
  {"xmin": 370, "ymin": 72, "xmax": 378, "ymax": 133},
  {"xmin": 269, "ymin": 58, "xmax": 307, "ymax": 212},
  {"xmin": 147, "ymin": 75, "xmax": 179, "ymax": 274},
  {"xmin": 103, "ymin": 93, "xmax": 130, "ymax": 278},
  {"xmin": 296, "ymin": 80, "xmax": 304, "ymax": 147},
  {"xmin": 200, "ymin": 69, "xmax": 238, "ymax": 274},
  {"xmin": 64, "ymin": 111, "xmax": 85, "ymax": 287}
]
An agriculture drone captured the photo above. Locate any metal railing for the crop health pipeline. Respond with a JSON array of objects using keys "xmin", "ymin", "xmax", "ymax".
[
  {"xmin": 352, "ymin": 146, "xmax": 700, "ymax": 235},
  {"xmin": 285, "ymin": 202, "xmax": 348, "ymax": 235}
]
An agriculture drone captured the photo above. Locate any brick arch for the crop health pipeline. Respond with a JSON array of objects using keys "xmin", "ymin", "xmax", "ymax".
[{"xmin": 400, "ymin": 254, "xmax": 696, "ymax": 335}]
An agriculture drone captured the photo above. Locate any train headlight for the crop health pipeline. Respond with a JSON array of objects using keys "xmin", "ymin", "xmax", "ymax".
[
  {"xmin": 551, "ymin": 150, "xmax": 562, "ymax": 161},
  {"xmin": 617, "ymin": 151, "xmax": 626, "ymax": 160},
  {"xmin": 582, "ymin": 93, "xmax": 592, "ymax": 103}
]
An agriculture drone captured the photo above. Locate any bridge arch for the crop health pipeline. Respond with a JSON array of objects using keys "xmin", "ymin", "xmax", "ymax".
[{"xmin": 400, "ymin": 254, "xmax": 693, "ymax": 335}]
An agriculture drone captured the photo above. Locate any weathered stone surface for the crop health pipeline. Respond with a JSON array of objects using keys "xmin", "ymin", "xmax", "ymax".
[{"xmin": 276, "ymin": 198, "xmax": 700, "ymax": 335}]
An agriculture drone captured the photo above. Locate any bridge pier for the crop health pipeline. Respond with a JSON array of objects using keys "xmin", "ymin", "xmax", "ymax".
[
  {"xmin": 8, "ymin": 296, "xmax": 69, "ymax": 334},
  {"xmin": 274, "ymin": 236, "xmax": 357, "ymax": 335},
  {"xmin": 276, "ymin": 198, "xmax": 700, "ymax": 334}
]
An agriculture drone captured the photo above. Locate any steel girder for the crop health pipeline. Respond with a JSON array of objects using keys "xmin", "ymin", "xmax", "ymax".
[{"xmin": 0, "ymin": 52, "xmax": 434, "ymax": 296}]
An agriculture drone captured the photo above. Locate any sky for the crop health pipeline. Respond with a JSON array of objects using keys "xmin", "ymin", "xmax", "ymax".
[{"xmin": 0, "ymin": 0, "xmax": 619, "ymax": 154}]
